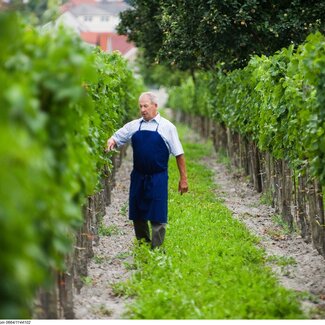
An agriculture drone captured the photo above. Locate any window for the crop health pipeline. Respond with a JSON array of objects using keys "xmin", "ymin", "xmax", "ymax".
[
  {"xmin": 84, "ymin": 15, "xmax": 93, "ymax": 22},
  {"xmin": 101, "ymin": 16, "xmax": 109, "ymax": 22}
]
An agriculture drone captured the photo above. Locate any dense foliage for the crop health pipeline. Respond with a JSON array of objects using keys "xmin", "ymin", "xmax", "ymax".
[
  {"xmin": 118, "ymin": 0, "xmax": 325, "ymax": 71},
  {"xmin": 0, "ymin": 13, "xmax": 142, "ymax": 318},
  {"xmin": 168, "ymin": 32, "xmax": 325, "ymax": 184},
  {"xmin": 3, "ymin": 0, "xmax": 60, "ymax": 25},
  {"xmin": 135, "ymin": 51, "xmax": 190, "ymax": 88},
  {"xmin": 116, "ymin": 126, "xmax": 304, "ymax": 319}
]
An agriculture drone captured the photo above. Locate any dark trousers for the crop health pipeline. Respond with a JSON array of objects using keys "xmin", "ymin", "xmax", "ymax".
[{"xmin": 133, "ymin": 219, "xmax": 166, "ymax": 248}]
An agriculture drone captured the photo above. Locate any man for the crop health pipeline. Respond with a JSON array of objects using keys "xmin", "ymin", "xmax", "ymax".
[{"xmin": 106, "ymin": 92, "xmax": 188, "ymax": 249}]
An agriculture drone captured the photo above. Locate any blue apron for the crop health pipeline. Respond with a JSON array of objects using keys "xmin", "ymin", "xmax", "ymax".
[{"xmin": 129, "ymin": 121, "xmax": 169, "ymax": 223}]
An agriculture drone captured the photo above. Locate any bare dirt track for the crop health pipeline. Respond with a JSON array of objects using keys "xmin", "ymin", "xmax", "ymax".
[{"xmin": 73, "ymin": 148, "xmax": 134, "ymax": 319}]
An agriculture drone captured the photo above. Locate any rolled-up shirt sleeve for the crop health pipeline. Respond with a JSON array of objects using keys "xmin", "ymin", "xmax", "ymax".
[
  {"xmin": 111, "ymin": 121, "xmax": 134, "ymax": 147},
  {"xmin": 168, "ymin": 124, "xmax": 184, "ymax": 157}
]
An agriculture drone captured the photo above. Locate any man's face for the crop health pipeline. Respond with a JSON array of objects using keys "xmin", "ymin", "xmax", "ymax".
[{"xmin": 139, "ymin": 95, "xmax": 158, "ymax": 121}]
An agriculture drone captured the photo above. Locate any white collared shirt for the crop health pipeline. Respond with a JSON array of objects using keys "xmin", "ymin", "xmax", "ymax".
[{"xmin": 112, "ymin": 113, "xmax": 184, "ymax": 156}]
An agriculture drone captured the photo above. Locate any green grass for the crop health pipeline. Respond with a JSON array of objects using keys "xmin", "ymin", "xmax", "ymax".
[
  {"xmin": 117, "ymin": 124, "xmax": 305, "ymax": 319},
  {"xmin": 120, "ymin": 201, "xmax": 128, "ymax": 217},
  {"xmin": 216, "ymin": 147, "xmax": 232, "ymax": 170},
  {"xmin": 260, "ymin": 189, "xmax": 273, "ymax": 206},
  {"xmin": 98, "ymin": 223, "xmax": 121, "ymax": 236}
]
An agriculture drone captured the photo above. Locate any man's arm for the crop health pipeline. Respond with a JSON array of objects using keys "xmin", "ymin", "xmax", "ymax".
[
  {"xmin": 106, "ymin": 121, "xmax": 134, "ymax": 152},
  {"xmin": 176, "ymin": 154, "xmax": 188, "ymax": 194}
]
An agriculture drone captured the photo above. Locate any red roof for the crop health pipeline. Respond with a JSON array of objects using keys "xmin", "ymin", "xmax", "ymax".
[
  {"xmin": 61, "ymin": 0, "xmax": 96, "ymax": 13},
  {"xmin": 80, "ymin": 32, "xmax": 134, "ymax": 55},
  {"xmin": 80, "ymin": 31, "xmax": 100, "ymax": 45}
]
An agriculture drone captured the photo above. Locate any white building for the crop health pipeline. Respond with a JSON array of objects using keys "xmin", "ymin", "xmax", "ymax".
[
  {"xmin": 60, "ymin": 0, "xmax": 130, "ymax": 33},
  {"xmin": 51, "ymin": 0, "xmax": 137, "ymax": 61}
]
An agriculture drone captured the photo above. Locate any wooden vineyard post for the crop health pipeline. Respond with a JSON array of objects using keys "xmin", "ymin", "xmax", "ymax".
[
  {"xmin": 315, "ymin": 181, "xmax": 325, "ymax": 256},
  {"xmin": 262, "ymin": 152, "xmax": 273, "ymax": 205},
  {"xmin": 272, "ymin": 159, "xmax": 281, "ymax": 214},
  {"xmin": 208, "ymin": 117, "xmax": 213, "ymax": 141},
  {"xmin": 258, "ymin": 151, "xmax": 266, "ymax": 193},
  {"xmin": 231, "ymin": 132, "xmax": 240, "ymax": 169},
  {"xmin": 103, "ymin": 165, "xmax": 111, "ymax": 206},
  {"xmin": 211, "ymin": 122, "xmax": 227, "ymax": 153},
  {"xmin": 281, "ymin": 160, "xmax": 294, "ymax": 230},
  {"xmin": 226, "ymin": 127, "xmax": 234, "ymax": 163},
  {"xmin": 295, "ymin": 173, "xmax": 311, "ymax": 242},
  {"xmin": 308, "ymin": 178, "xmax": 325, "ymax": 256},
  {"xmin": 35, "ymin": 271, "xmax": 58, "ymax": 318},
  {"xmin": 249, "ymin": 141, "xmax": 262, "ymax": 193},
  {"xmin": 238, "ymin": 135, "xmax": 249, "ymax": 176},
  {"xmin": 58, "ymin": 261, "xmax": 75, "ymax": 319}
]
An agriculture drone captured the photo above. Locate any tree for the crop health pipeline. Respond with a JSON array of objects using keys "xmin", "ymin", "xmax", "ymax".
[
  {"xmin": 117, "ymin": 0, "xmax": 325, "ymax": 71},
  {"xmin": 135, "ymin": 49, "xmax": 190, "ymax": 88},
  {"xmin": 5, "ymin": 0, "xmax": 60, "ymax": 25},
  {"xmin": 118, "ymin": 0, "xmax": 164, "ymax": 66}
]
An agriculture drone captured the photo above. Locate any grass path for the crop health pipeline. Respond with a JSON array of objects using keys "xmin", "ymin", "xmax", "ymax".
[{"xmin": 114, "ymin": 124, "xmax": 305, "ymax": 319}]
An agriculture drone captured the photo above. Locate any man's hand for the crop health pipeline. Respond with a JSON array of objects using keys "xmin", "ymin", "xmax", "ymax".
[
  {"xmin": 106, "ymin": 138, "xmax": 117, "ymax": 152},
  {"xmin": 178, "ymin": 178, "xmax": 188, "ymax": 195}
]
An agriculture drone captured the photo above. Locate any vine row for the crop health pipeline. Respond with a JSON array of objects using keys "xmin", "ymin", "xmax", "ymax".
[
  {"xmin": 168, "ymin": 32, "xmax": 325, "ymax": 255},
  {"xmin": 0, "ymin": 13, "xmax": 143, "ymax": 318}
]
